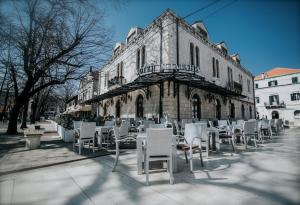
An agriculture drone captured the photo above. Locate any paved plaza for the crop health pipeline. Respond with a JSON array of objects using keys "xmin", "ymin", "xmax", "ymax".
[{"xmin": 0, "ymin": 125, "xmax": 299, "ymax": 205}]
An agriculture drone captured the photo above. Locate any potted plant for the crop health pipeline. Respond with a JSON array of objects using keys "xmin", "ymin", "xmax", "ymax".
[{"xmin": 56, "ymin": 114, "xmax": 75, "ymax": 142}]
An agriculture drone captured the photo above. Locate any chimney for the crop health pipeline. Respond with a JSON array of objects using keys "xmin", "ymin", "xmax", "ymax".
[{"xmin": 90, "ymin": 66, "xmax": 92, "ymax": 72}]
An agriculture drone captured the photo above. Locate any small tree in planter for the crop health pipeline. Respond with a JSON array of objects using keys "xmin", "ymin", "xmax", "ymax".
[{"xmin": 56, "ymin": 114, "xmax": 74, "ymax": 142}]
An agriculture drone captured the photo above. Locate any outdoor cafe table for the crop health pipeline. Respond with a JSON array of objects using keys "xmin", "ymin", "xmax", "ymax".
[
  {"xmin": 136, "ymin": 132, "xmax": 178, "ymax": 175},
  {"xmin": 95, "ymin": 126, "xmax": 113, "ymax": 148}
]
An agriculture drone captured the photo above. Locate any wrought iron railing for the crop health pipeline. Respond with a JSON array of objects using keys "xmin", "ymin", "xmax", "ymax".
[
  {"xmin": 108, "ymin": 76, "xmax": 124, "ymax": 88},
  {"xmin": 138, "ymin": 64, "xmax": 201, "ymax": 76},
  {"xmin": 264, "ymin": 101, "xmax": 286, "ymax": 109}
]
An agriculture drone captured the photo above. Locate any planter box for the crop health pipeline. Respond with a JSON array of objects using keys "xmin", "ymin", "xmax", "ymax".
[
  {"xmin": 63, "ymin": 129, "xmax": 75, "ymax": 142},
  {"xmin": 57, "ymin": 125, "xmax": 74, "ymax": 142},
  {"xmin": 24, "ymin": 129, "xmax": 44, "ymax": 150}
]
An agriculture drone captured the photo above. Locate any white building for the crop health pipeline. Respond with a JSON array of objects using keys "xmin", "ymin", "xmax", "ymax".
[
  {"xmin": 254, "ymin": 67, "xmax": 300, "ymax": 127},
  {"xmin": 86, "ymin": 9, "xmax": 255, "ymax": 121}
]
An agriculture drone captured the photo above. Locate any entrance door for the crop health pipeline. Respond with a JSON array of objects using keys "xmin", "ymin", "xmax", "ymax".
[
  {"xmin": 271, "ymin": 110, "xmax": 279, "ymax": 119},
  {"xmin": 115, "ymin": 100, "xmax": 121, "ymax": 118},
  {"xmin": 216, "ymin": 99, "xmax": 221, "ymax": 119},
  {"xmin": 192, "ymin": 94, "xmax": 201, "ymax": 120}
]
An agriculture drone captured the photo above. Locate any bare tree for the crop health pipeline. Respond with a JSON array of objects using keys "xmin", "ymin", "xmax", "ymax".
[{"xmin": 0, "ymin": 0, "xmax": 112, "ymax": 134}]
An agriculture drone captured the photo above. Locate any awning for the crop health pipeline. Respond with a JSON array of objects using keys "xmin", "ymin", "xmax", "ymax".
[{"xmin": 85, "ymin": 64, "xmax": 246, "ymax": 104}]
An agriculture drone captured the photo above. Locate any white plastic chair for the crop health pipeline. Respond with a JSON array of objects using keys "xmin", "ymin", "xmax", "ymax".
[
  {"xmin": 74, "ymin": 122, "xmax": 96, "ymax": 155},
  {"xmin": 184, "ymin": 123, "xmax": 207, "ymax": 172},
  {"xmin": 242, "ymin": 120, "xmax": 257, "ymax": 149},
  {"xmin": 145, "ymin": 128, "xmax": 174, "ymax": 185},
  {"xmin": 112, "ymin": 126, "xmax": 136, "ymax": 172}
]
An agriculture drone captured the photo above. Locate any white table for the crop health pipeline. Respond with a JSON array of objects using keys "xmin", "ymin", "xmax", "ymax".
[
  {"xmin": 136, "ymin": 133, "xmax": 178, "ymax": 175},
  {"xmin": 95, "ymin": 126, "xmax": 113, "ymax": 147}
]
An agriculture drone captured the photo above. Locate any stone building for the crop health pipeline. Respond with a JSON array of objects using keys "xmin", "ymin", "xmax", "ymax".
[
  {"xmin": 86, "ymin": 9, "xmax": 255, "ymax": 121},
  {"xmin": 78, "ymin": 68, "xmax": 99, "ymax": 116},
  {"xmin": 255, "ymin": 67, "xmax": 300, "ymax": 127}
]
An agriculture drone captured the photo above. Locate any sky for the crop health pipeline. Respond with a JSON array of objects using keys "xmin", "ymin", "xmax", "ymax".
[{"xmin": 103, "ymin": 0, "xmax": 300, "ymax": 76}]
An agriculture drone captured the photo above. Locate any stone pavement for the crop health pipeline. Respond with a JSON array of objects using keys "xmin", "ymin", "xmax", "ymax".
[
  {"xmin": 0, "ymin": 127, "xmax": 299, "ymax": 205},
  {"xmin": 0, "ymin": 122, "xmax": 109, "ymax": 176}
]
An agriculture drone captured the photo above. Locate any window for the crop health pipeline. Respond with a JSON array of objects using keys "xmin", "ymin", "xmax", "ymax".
[
  {"xmin": 212, "ymin": 57, "xmax": 216, "ymax": 77},
  {"xmin": 269, "ymin": 95, "xmax": 279, "ymax": 105},
  {"xmin": 227, "ymin": 67, "xmax": 233, "ymax": 88},
  {"xmin": 255, "ymin": 83, "xmax": 258, "ymax": 89},
  {"xmin": 136, "ymin": 94, "xmax": 144, "ymax": 118},
  {"xmin": 195, "ymin": 46, "xmax": 200, "ymax": 67},
  {"xmin": 136, "ymin": 48, "xmax": 140, "ymax": 72},
  {"xmin": 255, "ymin": 97, "xmax": 260, "ymax": 103},
  {"xmin": 247, "ymin": 79, "xmax": 251, "ymax": 92},
  {"xmin": 292, "ymin": 77, "xmax": 298, "ymax": 84},
  {"xmin": 268, "ymin": 80, "xmax": 278, "ymax": 87},
  {"xmin": 141, "ymin": 46, "xmax": 146, "ymax": 67},
  {"xmin": 294, "ymin": 110, "xmax": 300, "ymax": 118},
  {"xmin": 190, "ymin": 43, "xmax": 194, "ymax": 65},
  {"xmin": 241, "ymin": 104, "xmax": 245, "ymax": 119},
  {"xmin": 120, "ymin": 61, "xmax": 123, "ymax": 78},
  {"xmin": 192, "ymin": 94, "xmax": 201, "ymax": 120},
  {"xmin": 116, "ymin": 63, "xmax": 120, "ymax": 78},
  {"xmin": 291, "ymin": 92, "xmax": 300, "ymax": 101},
  {"xmin": 216, "ymin": 59, "xmax": 219, "ymax": 78}
]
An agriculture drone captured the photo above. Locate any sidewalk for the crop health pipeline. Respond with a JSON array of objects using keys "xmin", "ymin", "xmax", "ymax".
[{"xmin": 0, "ymin": 122, "xmax": 109, "ymax": 176}]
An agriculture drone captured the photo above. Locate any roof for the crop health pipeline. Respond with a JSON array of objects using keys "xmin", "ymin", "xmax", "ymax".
[{"xmin": 254, "ymin": 67, "xmax": 300, "ymax": 81}]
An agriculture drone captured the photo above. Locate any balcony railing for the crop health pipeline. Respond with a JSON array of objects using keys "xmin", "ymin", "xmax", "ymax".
[
  {"xmin": 138, "ymin": 64, "xmax": 201, "ymax": 76},
  {"xmin": 226, "ymin": 81, "xmax": 242, "ymax": 94},
  {"xmin": 108, "ymin": 76, "xmax": 124, "ymax": 88},
  {"xmin": 264, "ymin": 101, "xmax": 286, "ymax": 109}
]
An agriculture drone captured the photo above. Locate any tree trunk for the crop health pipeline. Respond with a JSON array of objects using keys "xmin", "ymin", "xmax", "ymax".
[
  {"xmin": 30, "ymin": 100, "xmax": 37, "ymax": 124},
  {"xmin": 0, "ymin": 87, "xmax": 10, "ymax": 121},
  {"xmin": 20, "ymin": 101, "xmax": 29, "ymax": 129},
  {"xmin": 6, "ymin": 104, "xmax": 22, "ymax": 134}
]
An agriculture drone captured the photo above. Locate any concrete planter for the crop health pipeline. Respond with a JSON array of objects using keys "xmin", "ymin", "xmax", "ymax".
[
  {"xmin": 57, "ymin": 125, "xmax": 74, "ymax": 142},
  {"xmin": 24, "ymin": 129, "xmax": 44, "ymax": 150},
  {"xmin": 63, "ymin": 129, "xmax": 75, "ymax": 142}
]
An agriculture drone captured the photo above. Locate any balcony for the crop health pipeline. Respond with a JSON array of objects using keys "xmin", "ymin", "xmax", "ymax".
[
  {"xmin": 264, "ymin": 101, "xmax": 286, "ymax": 109},
  {"xmin": 108, "ymin": 76, "xmax": 124, "ymax": 88},
  {"xmin": 226, "ymin": 81, "xmax": 242, "ymax": 94}
]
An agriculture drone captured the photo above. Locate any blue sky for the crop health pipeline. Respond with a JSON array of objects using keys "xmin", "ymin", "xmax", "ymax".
[{"xmin": 104, "ymin": 0, "xmax": 300, "ymax": 75}]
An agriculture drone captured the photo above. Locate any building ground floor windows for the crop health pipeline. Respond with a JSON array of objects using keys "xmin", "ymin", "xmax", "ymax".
[{"xmin": 93, "ymin": 82, "xmax": 254, "ymax": 121}]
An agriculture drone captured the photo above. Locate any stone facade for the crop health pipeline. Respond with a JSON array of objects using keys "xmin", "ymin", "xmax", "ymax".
[{"xmin": 93, "ymin": 9, "xmax": 255, "ymax": 120}]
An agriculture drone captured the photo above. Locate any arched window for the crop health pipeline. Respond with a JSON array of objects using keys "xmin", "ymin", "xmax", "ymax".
[
  {"xmin": 192, "ymin": 94, "xmax": 201, "ymax": 120},
  {"xmin": 241, "ymin": 104, "xmax": 245, "ymax": 119},
  {"xmin": 294, "ymin": 110, "xmax": 300, "ymax": 118},
  {"xmin": 115, "ymin": 100, "xmax": 121, "ymax": 118},
  {"xmin": 190, "ymin": 43, "xmax": 194, "ymax": 65},
  {"xmin": 230, "ymin": 102, "xmax": 235, "ymax": 119},
  {"xmin": 216, "ymin": 99, "xmax": 221, "ymax": 119},
  {"xmin": 195, "ymin": 46, "xmax": 199, "ymax": 67},
  {"xmin": 136, "ymin": 94, "xmax": 144, "ymax": 118}
]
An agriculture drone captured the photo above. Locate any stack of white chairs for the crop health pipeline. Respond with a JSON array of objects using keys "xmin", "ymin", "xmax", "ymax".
[
  {"xmin": 184, "ymin": 123, "xmax": 207, "ymax": 172},
  {"xmin": 259, "ymin": 119, "xmax": 272, "ymax": 142},
  {"xmin": 145, "ymin": 128, "xmax": 174, "ymax": 185},
  {"xmin": 241, "ymin": 120, "xmax": 257, "ymax": 149},
  {"xmin": 73, "ymin": 122, "xmax": 96, "ymax": 155},
  {"xmin": 112, "ymin": 125, "xmax": 137, "ymax": 172}
]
